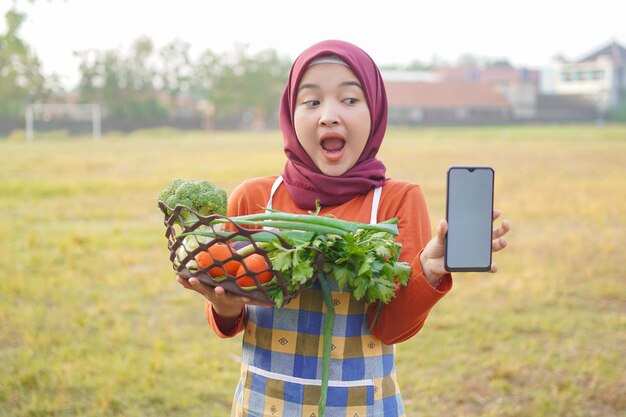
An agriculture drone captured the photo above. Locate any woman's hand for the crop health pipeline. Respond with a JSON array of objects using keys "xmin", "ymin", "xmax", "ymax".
[
  {"xmin": 420, "ymin": 209, "xmax": 510, "ymax": 286},
  {"xmin": 176, "ymin": 276, "xmax": 273, "ymax": 319}
]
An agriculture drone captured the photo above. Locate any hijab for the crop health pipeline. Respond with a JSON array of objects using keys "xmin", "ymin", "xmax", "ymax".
[{"xmin": 279, "ymin": 39, "xmax": 388, "ymax": 210}]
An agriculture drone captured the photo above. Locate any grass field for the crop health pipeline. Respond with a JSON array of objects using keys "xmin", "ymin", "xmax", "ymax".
[{"xmin": 1, "ymin": 125, "xmax": 625, "ymax": 417}]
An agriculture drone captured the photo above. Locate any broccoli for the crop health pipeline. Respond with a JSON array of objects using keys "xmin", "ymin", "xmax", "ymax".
[
  {"xmin": 158, "ymin": 179, "xmax": 228, "ymax": 224},
  {"xmin": 158, "ymin": 179, "xmax": 228, "ymax": 271},
  {"xmin": 157, "ymin": 178, "xmax": 185, "ymax": 205}
]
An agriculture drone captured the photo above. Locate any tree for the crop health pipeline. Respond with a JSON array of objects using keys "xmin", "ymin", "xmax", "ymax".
[
  {"xmin": 456, "ymin": 53, "xmax": 484, "ymax": 68},
  {"xmin": 607, "ymin": 93, "xmax": 626, "ymax": 122},
  {"xmin": 206, "ymin": 44, "xmax": 291, "ymax": 128},
  {"xmin": 406, "ymin": 59, "xmax": 434, "ymax": 71},
  {"xmin": 488, "ymin": 58, "xmax": 513, "ymax": 68},
  {"xmin": 157, "ymin": 38, "xmax": 193, "ymax": 107},
  {"xmin": 76, "ymin": 36, "xmax": 168, "ymax": 120},
  {"xmin": 0, "ymin": 7, "xmax": 50, "ymax": 118},
  {"xmin": 190, "ymin": 48, "xmax": 219, "ymax": 99}
]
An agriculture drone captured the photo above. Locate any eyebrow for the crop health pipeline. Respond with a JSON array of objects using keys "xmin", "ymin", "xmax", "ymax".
[{"xmin": 297, "ymin": 80, "xmax": 363, "ymax": 93}]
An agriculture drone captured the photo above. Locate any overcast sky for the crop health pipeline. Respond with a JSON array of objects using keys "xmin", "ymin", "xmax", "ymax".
[{"xmin": 3, "ymin": 0, "xmax": 626, "ymax": 87}]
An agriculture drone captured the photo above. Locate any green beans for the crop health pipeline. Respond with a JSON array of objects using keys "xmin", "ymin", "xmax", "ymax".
[
  {"xmin": 317, "ymin": 275, "xmax": 335, "ymax": 417},
  {"xmin": 228, "ymin": 211, "xmax": 400, "ymax": 236}
]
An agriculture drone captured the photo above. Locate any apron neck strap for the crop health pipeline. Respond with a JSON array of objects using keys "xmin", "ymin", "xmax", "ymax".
[{"xmin": 267, "ymin": 175, "xmax": 382, "ymax": 225}]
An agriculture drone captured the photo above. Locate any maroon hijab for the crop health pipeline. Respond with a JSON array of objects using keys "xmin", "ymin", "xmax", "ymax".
[{"xmin": 279, "ymin": 40, "xmax": 388, "ymax": 210}]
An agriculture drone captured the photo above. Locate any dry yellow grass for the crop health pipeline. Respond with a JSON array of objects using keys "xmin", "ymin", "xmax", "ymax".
[{"xmin": 0, "ymin": 125, "xmax": 624, "ymax": 416}]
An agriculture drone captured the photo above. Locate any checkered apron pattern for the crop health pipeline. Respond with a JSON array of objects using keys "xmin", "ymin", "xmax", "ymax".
[{"xmin": 230, "ymin": 177, "xmax": 406, "ymax": 417}]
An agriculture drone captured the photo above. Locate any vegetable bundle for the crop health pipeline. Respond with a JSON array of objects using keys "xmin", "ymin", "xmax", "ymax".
[
  {"xmin": 160, "ymin": 201, "xmax": 412, "ymax": 308},
  {"xmin": 158, "ymin": 179, "xmax": 412, "ymax": 417}
]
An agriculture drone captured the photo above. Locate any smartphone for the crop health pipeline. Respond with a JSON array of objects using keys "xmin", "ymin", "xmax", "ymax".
[{"xmin": 445, "ymin": 166, "xmax": 494, "ymax": 272}]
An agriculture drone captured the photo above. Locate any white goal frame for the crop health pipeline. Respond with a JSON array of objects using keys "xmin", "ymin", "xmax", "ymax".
[{"xmin": 25, "ymin": 103, "xmax": 102, "ymax": 141}]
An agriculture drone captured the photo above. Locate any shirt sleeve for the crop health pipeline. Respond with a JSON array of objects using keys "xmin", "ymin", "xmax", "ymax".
[
  {"xmin": 367, "ymin": 182, "xmax": 453, "ymax": 344},
  {"xmin": 205, "ymin": 301, "xmax": 246, "ymax": 338}
]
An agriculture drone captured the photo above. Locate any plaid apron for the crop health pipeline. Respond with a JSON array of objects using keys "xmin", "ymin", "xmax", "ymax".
[{"xmin": 231, "ymin": 177, "xmax": 405, "ymax": 417}]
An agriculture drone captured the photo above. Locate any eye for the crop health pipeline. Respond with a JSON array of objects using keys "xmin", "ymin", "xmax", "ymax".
[
  {"xmin": 342, "ymin": 97, "xmax": 358, "ymax": 105},
  {"xmin": 303, "ymin": 99, "xmax": 320, "ymax": 108}
]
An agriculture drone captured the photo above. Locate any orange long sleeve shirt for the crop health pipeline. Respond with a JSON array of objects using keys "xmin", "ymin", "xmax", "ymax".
[{"xmin": 206, "ymin": 176, "xmax": 452, "ymax": 344}]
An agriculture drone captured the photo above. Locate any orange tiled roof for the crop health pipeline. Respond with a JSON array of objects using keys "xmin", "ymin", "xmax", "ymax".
[{"xmin": 385, "ymin": 81, "xmax": 510, "ymax": 109}]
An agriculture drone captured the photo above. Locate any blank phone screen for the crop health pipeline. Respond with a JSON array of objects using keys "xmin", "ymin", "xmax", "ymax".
[{"xmin": 445, "ymin": 167, "xmax": 494, "ymax": 271}]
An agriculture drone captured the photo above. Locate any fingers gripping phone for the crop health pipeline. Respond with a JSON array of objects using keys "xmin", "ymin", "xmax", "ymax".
[{"xmin": 445, "ymin": 167, "xmax": 494, "ymax": 272}]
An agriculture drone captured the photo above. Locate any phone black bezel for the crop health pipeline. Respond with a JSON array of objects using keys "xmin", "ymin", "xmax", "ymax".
[{"xmin": 444, "ymin": 166, "xmax": 495, "ymax": 272}]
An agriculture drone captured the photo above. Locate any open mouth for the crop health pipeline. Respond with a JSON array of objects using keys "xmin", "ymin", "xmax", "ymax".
[
  {"xmin": 320, "ymin": 137, "xmax": 346, "ymax": 153},
  {"xmin": 320, "ymin": 136, "xmax": 346, "ymax": 162}
]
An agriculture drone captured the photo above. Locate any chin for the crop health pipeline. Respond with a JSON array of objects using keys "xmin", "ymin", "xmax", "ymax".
[
  {"xmin": 321, "ymin": 168, "xmax": 348, "ymax": 177},
  {"xmin": 315, "ymin": 158, "xmax": 352, "ymax": 177}
]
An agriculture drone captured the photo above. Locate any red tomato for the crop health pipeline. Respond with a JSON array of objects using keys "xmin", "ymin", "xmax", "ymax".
[
  {"xmin": 236, "ymin": 254, "xmax": 273, "ymax": 287},
  {"xmin": 196, "ymin": 243, "xmax": 240, "ymax": 277}
]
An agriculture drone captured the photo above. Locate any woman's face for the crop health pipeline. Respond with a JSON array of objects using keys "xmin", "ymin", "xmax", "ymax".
[{"xmin": 293, "ymin": 63, "xmax": 371, "ymax": 177}]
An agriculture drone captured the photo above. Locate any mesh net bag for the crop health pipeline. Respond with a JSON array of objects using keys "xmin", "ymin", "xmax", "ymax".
[{"xmin": 159, "ymin": 202, "xmax": 314, "ymax": 306}]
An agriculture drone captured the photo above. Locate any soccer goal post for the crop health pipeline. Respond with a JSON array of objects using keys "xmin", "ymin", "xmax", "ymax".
[{"xmin": 25, "ymin": 103, "xmax": 102, "ymax": 141}]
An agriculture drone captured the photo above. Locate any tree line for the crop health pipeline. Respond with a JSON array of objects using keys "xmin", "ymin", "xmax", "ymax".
[
  {"xmin": 1, "ymin": 4, "xmax": 523, "ymax": 132},
  {"xmin": 77, "ymin": 37, "xmax": 293, "ymax": 129},
  {"xmin": 0, "ymin": 7, "xmax": 293, "ymax": 130}
]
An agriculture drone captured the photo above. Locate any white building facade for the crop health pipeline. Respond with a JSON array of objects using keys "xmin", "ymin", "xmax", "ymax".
[{"xmin": 545, "ymin": 41, "xmax": 626, "ymax": 114}]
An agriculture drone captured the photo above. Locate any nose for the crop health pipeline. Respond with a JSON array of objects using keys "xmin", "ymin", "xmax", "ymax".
[{"xmin": 319, "ymin": 102, "xmax": 339, "ymax": 127}]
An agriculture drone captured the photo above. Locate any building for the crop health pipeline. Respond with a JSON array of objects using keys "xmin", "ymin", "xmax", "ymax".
[
  {"xmin": 384, "ymin": 79, "xmax": 511, "ymax": 125},
  {"xmin": 544, "ymin": 40, "xmax": 626, "ymax": 114},
  {"xmin": 437, "ymin": 66, "xmax": 541, "ymax": 120}
]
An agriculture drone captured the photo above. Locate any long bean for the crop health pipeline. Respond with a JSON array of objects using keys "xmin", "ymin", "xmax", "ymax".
[
  {"xmin": 233, "ymin": 212, "xmax": 356, "ymax": 232},
  {"xmin": 317, "ymin": 275, "xmax": 335, "ymax": 417},
  {"xmin": 217, "ymin": 219, "xmax": 349, "ymax": 235},
  {"xmin": 229, "ymin": 212, "xmax": 400, "ymax": 236}
]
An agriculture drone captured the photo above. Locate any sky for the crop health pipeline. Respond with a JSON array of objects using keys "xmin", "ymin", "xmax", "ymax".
[{"xmin": 3, "ymin": 0, "xmax": 626, "ymax": 88}]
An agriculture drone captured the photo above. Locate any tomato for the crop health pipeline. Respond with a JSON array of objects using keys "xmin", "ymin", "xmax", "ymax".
[
  {"xmin": 196, "ymin": 242, "xmax": 240, "ymax": 278},
  {"xmin": 236, "ymin": 254, "xmax": 273, "ymax": 287}
]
